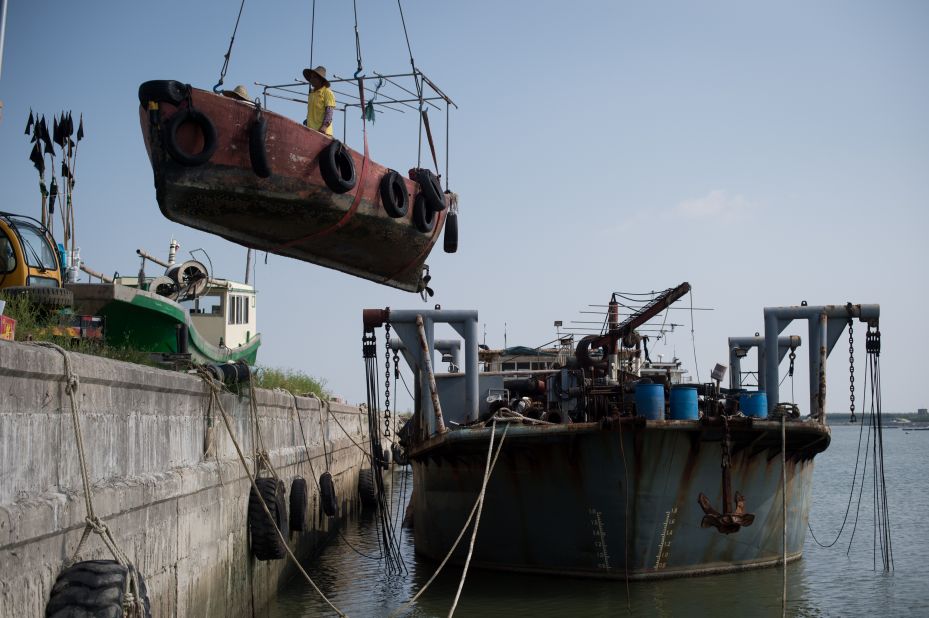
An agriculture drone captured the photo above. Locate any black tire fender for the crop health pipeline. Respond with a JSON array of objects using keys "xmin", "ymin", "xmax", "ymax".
[
  {"xmin": 319, "ymin": 472, "xmax": 338, "ymax": 517},
  {"xmin": 46, "ymin": 559, "xmax": 152, "ymax": 618},
  {"xmin": 163, "ymin": 108, "xmax": 218, "ymax": 167},
  {"xmin": 248, "ymin": 478, "xmax": 288, "ymax": 560},
  {"xmin": 138, "ymin": 80, "xmax": 187, "ymax": 106},
  {"xmin": 391, "ymin": 442, "xmax": 410, "ymax": 467},
  {"xmin": 413, "ymin": 168, "xmax": 446, "ymax": 213},
  {"xmin": 412, "ymin": 194, "xmax": 436, "ymax": 234},
  {"xmin": 378, "ymin": 170, "xmax": 409, "ymax": 218},
  {"xmin": 358, "ymin": 468, "xmax": 378, "ymax": 508},
  {"xmin": 248, "ymin": 116, "xmax": 272, "ymax": 178},
  {"xmin": 2, "ymin": 286, "xmax": 73, "ymax": 308},
  {"xmin": 289, "ymin": 477, "xmax": 308, "ymax": 532},
  {"xmin": 443, "ymin": 209, "xmax": 458, "ymax": 253},
  {"xmin": 319, "ymin": 140, "xmax": 356, "ymax": 194}
]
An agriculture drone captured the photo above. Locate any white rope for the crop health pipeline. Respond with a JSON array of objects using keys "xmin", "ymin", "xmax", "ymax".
[{"xmin": 389, "ymin": 423, "xmax": 508, "ymax": 617}]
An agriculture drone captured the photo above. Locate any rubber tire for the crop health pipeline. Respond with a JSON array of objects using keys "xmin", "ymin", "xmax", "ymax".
[
  {"xmin": 319, "ymin": 141, "xmax": 356, "ymax": 194},
  {"xmin": 319, "ymin": 472, "xmax": 338, "ymax": 517},
  {"xmin": 414, "ymin": 169, "xmax": 446, "ymax": 213},
  {"xmin": 443, "ymin": 210, "xmax": 458, "ymax": 253},
  {"xmin": 248, "ymin": 116, "xmax": 272, "ymax": 178},
  {"xmin": 392, "ymin": 442, "xmax": 409, "ymax": 467},
  {"xmin": 248, "ymin": 478, "xmax": 288, "ymax": 560},
  {"xmin": 358, "ymin": 468, "xmax": 378, "ymax": 508},
  {"xmin": 46, "ymin": 559, "xmax": 152, "ymax": 618},
  {"xmin": 163, "ymin": 108, "xmax": 218, "ymax": 167},
  {"xmin": 378, "ymin": 170, "xmax": 409, "ymax": 218},
  {"xmin": 412, "ymin": 194, "xmax": 436, "ymax": 234},
  {"xmin": 289, "ymin": 477, "xmax": 308, "ymax": 532},
  {"xmin": 138, "ymin": 79, "xmax": 187, "ymax": 106},
  {"xmin": 2, "ymin": 286, "xmax": 73, "ymax": 308}
]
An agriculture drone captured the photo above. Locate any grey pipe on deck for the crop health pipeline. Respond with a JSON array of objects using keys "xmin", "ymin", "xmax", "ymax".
[
  {"xmin": 763, "ymin": 304, "xmax": 879, "ymax": 420},
  {"xmin": 728, "ymin": 335, "xmax": 802, "ymax": 390}
]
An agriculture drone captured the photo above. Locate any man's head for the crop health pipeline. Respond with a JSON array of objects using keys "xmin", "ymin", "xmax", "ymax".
[{"xmin": 303, "ymin": 66, "xmax": 330, "ymax": 89}]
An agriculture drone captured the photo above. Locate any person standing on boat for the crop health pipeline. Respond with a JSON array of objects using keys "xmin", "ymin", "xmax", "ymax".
[{"xmin": 303, "ymin": 66, "xmax": 335, "ymax": 136}]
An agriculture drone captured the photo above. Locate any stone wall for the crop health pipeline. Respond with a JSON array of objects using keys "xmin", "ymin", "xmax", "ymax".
[{"xmin": 0, "ymin": 340, "xmax": 369, "ymax": 617}]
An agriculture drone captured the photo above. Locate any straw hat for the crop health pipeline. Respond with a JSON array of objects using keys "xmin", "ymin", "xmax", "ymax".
[
  {"xmin": 303, "ymin": 66, "xmax": 330, "ymax": 87},
  {"xmin": 222, "ymin": 85, "xmax": 251, "ymax": 102}
]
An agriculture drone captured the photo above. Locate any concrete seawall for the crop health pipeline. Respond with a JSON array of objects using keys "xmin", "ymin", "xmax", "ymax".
[{"xmin": 0, "ymin": 340, "xmax": 369, "ymax": 616}]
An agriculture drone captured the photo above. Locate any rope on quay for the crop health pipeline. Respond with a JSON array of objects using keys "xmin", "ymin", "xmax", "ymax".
[
  {"xmin": 324, "ymin": 397, "xmax": 377, "ymax": 465},
  {"xmin": 284, "ymin": 390, "xmax": 383, "ymax": 562},
  {"xmin": 390, "ymin": 421, "xmax": 509, "ymax": 618},
  {"xmin": 29, "ymin": 342, "xmax": 147, "ymax": 616},
  {"xmin": 196, "ymin": 369, "xmax": 347, "ymax": 617}
]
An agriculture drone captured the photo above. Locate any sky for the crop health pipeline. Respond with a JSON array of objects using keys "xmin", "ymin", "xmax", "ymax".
[{"xmin": 1, "ymin": 1, "xmax": 927, "ymax": 413}]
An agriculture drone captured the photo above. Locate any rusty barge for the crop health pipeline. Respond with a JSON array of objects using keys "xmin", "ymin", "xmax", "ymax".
[{"xmin": 361, "ymin": 289, "xmax": 881, "ymax": 579}]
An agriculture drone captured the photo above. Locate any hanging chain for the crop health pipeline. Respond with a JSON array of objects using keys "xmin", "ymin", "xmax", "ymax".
[
  {"xmin": 848, "ymin": 319, "xmax": 856, "ymax": 423},
  {"xmin": 788, "ymin": 347, "xmax": 797, "ymax": 404},
  {"xmin": 384, "ymin": 322, "xmax": 392, "ymax": 438}
]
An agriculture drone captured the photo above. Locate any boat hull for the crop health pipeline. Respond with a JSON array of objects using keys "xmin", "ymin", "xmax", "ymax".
[
  {"xmin": 67, "ymin": 283, "xmax": 260, "ymax": 365},
  {"xmin": 410, "ymin": 419, "xmax": 827, "ymax": 579},
  {"xmin": 139, "ymin": 86, "xmax": 445, "ymax": 293}
]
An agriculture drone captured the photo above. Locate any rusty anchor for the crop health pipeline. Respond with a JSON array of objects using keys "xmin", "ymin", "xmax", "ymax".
[{"xmin": 698, "ymin": 415, "xmax": 755, "ymax": 534}]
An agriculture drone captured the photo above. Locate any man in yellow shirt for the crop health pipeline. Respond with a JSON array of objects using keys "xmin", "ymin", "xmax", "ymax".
[{"xmin": 303, "ymin": 66, "xmax": 336, "ymax": 136}]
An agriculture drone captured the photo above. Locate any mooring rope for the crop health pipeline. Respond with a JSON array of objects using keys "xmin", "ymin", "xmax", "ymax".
[
  {"xmin": 30, "ymin": 342, "xmax": 146, "ymax": 616},
  {"xmin": 389, "ymin": 423, "xmax": 508, "ymax": 617},
  {"xmin": 197, "ymin": 371, "xmax": 346, "ymax": 616},
  {"xmin": 781, "ymin": 414, "xmax": 788, "ymax": 617}
]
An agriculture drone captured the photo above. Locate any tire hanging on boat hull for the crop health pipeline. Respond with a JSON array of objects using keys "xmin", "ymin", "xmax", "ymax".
[{"xmin": 319, "ymin": 140, "xmax": 357, "ymax": 194}]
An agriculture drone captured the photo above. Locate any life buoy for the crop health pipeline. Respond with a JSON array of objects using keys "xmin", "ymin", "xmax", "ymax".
[
  {"xmin": 319, "ymin": 140, "xmax": 356, "ymax": 194},
  {"xmin": 443, "ymin": 210, "xmax": 458, "ymax": 253},
  {"xmin": 289, "ymin": 477, "xmax": 308, "ymax": 532},
  {"xmin": 249, "ymin": 116, "xmax": 272, "ymax": 178},
  {"xmin": 412, "ymin": 194, "xmax": 436, "ymax": 234},
  {"xmin": 138, "ymin": 79, "xmax": 187, "ymax": 106},
  {"xmin": 413, "ymin": 168, "xmax": 446, "ymax": 213},
  {"xmin": 379, "ymin": 170, "xmax": 409, "ymax": 218},
  {"xmin": 247, "ymin": 478, "xmax": 288, "ymax": 560},
  {"xmin": 163, "ymin": 108, "xmax": 217, "ymax": 167},
  {"xmin": 319, "ymin": 471, "xmax": 338, "ymax": 517}
]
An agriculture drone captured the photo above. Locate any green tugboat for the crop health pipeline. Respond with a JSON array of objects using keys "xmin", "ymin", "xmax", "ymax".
[{"xmin": 67, "ymin": 239, "xmax": 260, "ymax": 364}]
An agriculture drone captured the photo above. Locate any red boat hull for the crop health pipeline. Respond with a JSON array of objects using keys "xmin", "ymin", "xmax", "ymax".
[{"xmin": 139, "ymin": 86, "xmax": 444, "ymax": 292}]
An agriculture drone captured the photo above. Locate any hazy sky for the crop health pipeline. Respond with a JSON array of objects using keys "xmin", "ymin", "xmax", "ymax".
[{"xmin": 1, "ymin": 1, "xmax": 926, "ymax": 412}]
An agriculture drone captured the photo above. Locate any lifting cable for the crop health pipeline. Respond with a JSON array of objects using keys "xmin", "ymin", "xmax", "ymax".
[
  {"xmin": 396, "ymin": 0, "xmax": 426, "ymax": 167},
  {"xmin": 213, "ymin": 0, "xmax": 247, "ymax": 93}
]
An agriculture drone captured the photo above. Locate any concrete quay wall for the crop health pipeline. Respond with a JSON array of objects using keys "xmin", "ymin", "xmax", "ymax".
[{"xmin": 0, "ymin": 340, "xmax": 369, "ymax": 617}]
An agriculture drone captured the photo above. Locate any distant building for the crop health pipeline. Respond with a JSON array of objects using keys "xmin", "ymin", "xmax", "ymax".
[{"xmin": 918, "ymin": 408, "xmax": 928, "ymax": 418}]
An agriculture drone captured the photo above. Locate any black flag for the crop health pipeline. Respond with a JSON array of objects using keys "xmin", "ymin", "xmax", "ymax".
[
  {"xmin": 61, "ymin": 160, "xmax": 70, "ymax": 179},
  {"xmin": 66, "ymin": 112, "xmax": 74, "ymax": 138},
  {"xmin": 40, "ymin": 117, "xmax": 54, "ymax": 154},
  {"xmin": 52, "ymin": 116, "xmax": 63, "ymax": 147},
  {"xmin": 76, "ymin": 115, "xmax": 84, "ymax": 141},
  {"xmin": 29, "ymin": 143, "xmax": 45, "ymax": 175},
  {"xmin": 49, "ymin": 177, "xmax": 58, "ymax": 214},
  {"xmin": 25, "ymin": 110, "xmax": 34, "ymax": 135}
]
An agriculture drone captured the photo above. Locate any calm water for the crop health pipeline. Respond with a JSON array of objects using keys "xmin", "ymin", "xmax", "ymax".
[{"xmin": 268, "ymin": 426, "xmax": 929, "ymax": 617}]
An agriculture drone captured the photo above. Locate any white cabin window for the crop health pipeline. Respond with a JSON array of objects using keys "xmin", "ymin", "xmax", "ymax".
[{"xmin": 228, "ymin": 295, "xmax": 250, "ymax": 325}]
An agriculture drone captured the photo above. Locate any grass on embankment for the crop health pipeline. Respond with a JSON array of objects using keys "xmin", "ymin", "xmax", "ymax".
[
  {"xmin": 253, "ymin": 366, "xmax": 328, "ymax": 399},
  {"xmin": 2, "ymin": 294, "xmax": 330, "ymax": 397}
]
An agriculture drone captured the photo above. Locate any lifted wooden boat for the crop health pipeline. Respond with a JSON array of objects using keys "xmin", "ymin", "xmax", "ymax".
[{"xmin": 138, "ymin": 80, "xmax": 453, "ymax": 293}]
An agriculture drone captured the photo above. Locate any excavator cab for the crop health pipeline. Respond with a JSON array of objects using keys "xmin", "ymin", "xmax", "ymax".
[{"xmin": 0, "ymin": 211, "xmax": 72, "ymax": 308}]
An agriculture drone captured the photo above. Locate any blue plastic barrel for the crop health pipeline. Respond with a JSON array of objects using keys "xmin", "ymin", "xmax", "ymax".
[
  {"xmin": 635, "ymin": 383, "xmax": 665, "ymax": 420},
  {"xmin": 669, "ymin": 385, "xmax": 699, "ymax": 420},
  {"xmin": 740, "ymin": 391, "xmax": 768, "ymax": 418}
]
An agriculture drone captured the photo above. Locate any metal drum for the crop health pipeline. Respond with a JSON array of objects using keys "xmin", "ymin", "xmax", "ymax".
[
  {"xmin": 635, "ymin": 383, "xmax": 665, "ymax": 420},
  {"xmin": 669, "ymin": 385, "xmax": 699, "ymax": 420},
  {"xmin": 739, "ymin": 391, "xmax": 768, "ymax": 418}
]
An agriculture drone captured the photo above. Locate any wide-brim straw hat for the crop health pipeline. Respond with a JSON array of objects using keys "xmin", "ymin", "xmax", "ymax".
[
  {"xmin": 303, "ymin": 66, "xmax": 330, "ymax": 87},
  {"xmin": 222, "ymin": 85, "xmax": 251, "ymax": 102}
]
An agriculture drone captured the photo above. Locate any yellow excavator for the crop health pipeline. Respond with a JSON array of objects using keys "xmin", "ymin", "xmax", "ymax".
[{"xmin": 0, "ymin": 211, "xmax": 73, "ymax": 308}]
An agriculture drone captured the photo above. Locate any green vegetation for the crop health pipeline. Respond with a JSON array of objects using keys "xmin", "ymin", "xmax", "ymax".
[
  {"xmin": 254, "ymin": 366, "xmax": 328, "ymax": 398},
  {"xmin": 0, "ymin": 293, "xmax": 155, "ymax": 366}
]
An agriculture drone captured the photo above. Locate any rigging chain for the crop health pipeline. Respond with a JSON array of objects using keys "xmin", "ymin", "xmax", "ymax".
[
  {"xmin": 384, "ymin": 321, "xmax": 392, "ymax": 438},
  {"xmin": 848, "ymin": 319, "xmax": 857, "ymax": 423}
]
